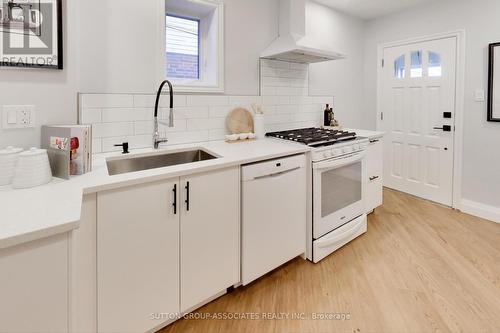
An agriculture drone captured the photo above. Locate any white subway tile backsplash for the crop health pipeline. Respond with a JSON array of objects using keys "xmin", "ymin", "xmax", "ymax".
[
  {"xmin": 81, "ymin": 94, "xmax": 133, "ymax": 108},
  {"xmin": 208, "ymin": 106, "xmax": 232, "ymax": 118},
  {"xmin": 290, "ymin": 96, "xmax": 314, "ymax": 105},
  {"xmin": 208, "ymin": 128, "xmax": 227, "ymax": 141},
  {"xmin": 261, "ymin": 59, "xmax": 290, "ymax": 69},
  {"xmin": 169, "ymin": 106, "xmax": 209, "ymax": 119},
  {"xmin": 187, "ymin": 117, "xmax": 226, "ymax": 131},
  {"xmin": 276, "ymin": 105, "xmax": 299, "ymax": 114},
  {"xmin": 312, "ymin": 96, "xmax": 334, "ymax": 106},
  {"xmin": 101, "ymin": 108, "xmax": 151, "ymax": 123},
  {"xmin": 80, "ymin": 108, "xmax": 101, "ymax": 124},
  {"xmin": 168, "ymin": 130, "xmax": 209, "ymax": 145},
  {"xmin": 133, "ymin": 94, "xmax": 187, "ymax": 108},
  {"xmin": 261, "ymin": 76, "xmax": 290, "ymax": 88},
  {"xmin": 262, "ymin": 96, "xmax": 290, "ymax": 106},
  {"xmin": 289, "ymin": 62, "xmax": 308, "ymax": 71},
  {"xmin": 93, "ymin": 122, "xmax": 134, "ymax": 138},
  {"xmin": 260, "ymin": 86, "xmax": 277, "ymax": 96},
  {"xmin": 228, "ymin": 96, "xmax": 262, "ymax": 107},
  {"xmin": 187, "ymin": 95, "xmax": 229, "ymax": 107},
  {"xmin": 80, "ymin": 60, "xmax": 332, "ymax": 153},
  {"xmin": 290, "ymin": 78, "xmax": 308, "ymax": 88},
  {"xmin": 92, "ymin": 138, "xmax": 102, "ymax": 154},
  {"xmin": 133, "ymin": 121, "xmax": 154, "ymax": 135}
]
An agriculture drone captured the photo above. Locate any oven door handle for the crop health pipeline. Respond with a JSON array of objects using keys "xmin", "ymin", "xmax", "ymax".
[{"xmin": 313, "ymin": 152, "xmax": 365, "ymax": 170}]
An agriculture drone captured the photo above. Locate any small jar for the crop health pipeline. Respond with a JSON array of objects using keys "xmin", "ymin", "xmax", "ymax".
[{"xmin": 12, "ymin": 148, "xmax": 53, "ymax": 189}]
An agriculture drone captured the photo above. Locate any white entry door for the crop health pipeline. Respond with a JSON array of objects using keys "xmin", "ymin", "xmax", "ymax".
[{"xmin": 380, "ymin": 37, "xmax": 457, "ymax": 206}]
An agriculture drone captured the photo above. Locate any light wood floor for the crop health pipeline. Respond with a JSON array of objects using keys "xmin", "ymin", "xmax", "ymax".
[{"xmin": 161, "ymin": 189, "xmax": 500, "ymax": 333}]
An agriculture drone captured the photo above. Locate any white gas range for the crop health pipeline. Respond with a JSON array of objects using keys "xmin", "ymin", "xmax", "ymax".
[{"xmin": 266, "ymin": 128, "xmax": 369, "ymax": 263}]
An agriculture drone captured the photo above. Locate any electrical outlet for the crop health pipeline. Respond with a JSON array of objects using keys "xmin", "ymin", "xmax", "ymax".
[{"xmin": 2, "ymin": 105, "xmax": 35, "ymax": 129}]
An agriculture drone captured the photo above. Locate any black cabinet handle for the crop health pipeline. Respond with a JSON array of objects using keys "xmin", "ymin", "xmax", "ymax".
[
  {"xmin": 370, "ymin": 139, "xmax": 380, "ymax": 144},
  {"xmin": 370, "ymin": 176, "xmax": 380, "ymax": 181},
  {"xmin": 185, "ymin": 181, "xmax": 190, "ymax": 211},
  {"xmin": 172, "ymin": 184, "xmax": 177, "ymax": 215}
]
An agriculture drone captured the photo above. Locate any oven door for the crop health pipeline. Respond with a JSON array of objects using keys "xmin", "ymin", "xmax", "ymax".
[{"xmin": 313, "ymin": 152, "xmax": 366, "ymax": 239}]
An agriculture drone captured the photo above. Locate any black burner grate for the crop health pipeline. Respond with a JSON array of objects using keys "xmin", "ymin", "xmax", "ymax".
[{"xmin": 266, "ymin": 128, "xmax": 357, "ymax": 147}]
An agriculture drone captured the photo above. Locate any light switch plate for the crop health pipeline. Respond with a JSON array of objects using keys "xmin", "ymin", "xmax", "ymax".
[
  {"xmin": 2, "ymin": 105, "xmax": 35, "ymax": 129},
  {"xmin": 474, "ymin": 89, "xmax": 485, "ymax": 102}
]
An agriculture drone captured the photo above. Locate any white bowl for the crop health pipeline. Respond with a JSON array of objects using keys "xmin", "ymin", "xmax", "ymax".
[
  {"xmin": 12, "ymin": 148, "xmax": 52, "ymax": 189},
  {"xmin": 238, "ymin": 133, "xmax": 250, "ymax": 140},
  {"xmin": 0, "ymin": 146, "xmax": 23, "ymax": 186},
  {"xmin": 226, "ymin": 134, "xmax": 239, "ymax": 141}
]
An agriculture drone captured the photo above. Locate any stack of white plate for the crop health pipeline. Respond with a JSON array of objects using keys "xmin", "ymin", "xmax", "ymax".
[
  {"xmin": 0, "ymin": 146, "xmax": 23, "ymax": 186},
  {"xmin": 12, "ymin": 148, "xmax": 53, "ymax": 189}
]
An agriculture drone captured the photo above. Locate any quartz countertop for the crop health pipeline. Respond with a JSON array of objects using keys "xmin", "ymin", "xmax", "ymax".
[
  {"xmin": 345, "ymin": 128, "xmax": 385, "ymax": 140},
  {"xmin": 0, "ymin": 139, "xmax": 310, "ymax": 250}
]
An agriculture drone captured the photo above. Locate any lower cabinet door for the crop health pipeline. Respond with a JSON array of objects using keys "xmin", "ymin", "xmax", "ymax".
[
  {"xmin": 180, "ymin": 167, "xmax": 240, "ymax": 312},
  {"xmin": 0, "ymin": 234, "xmax": 69, "ymax": 333},
  {"xmin": 97, "ymin": 180, "xmax": 180, "ymax": 333}
]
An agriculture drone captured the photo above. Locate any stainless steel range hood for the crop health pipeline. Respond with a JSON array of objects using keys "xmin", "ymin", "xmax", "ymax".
[{"xmin": 261, "ymin": 0, "xmax": 346, "ymax": 64}]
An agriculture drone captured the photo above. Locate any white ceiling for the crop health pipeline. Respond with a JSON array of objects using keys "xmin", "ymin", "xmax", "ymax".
[{"xmin": 314, "ymin": 0, "xmax": 438, "ymax": 20}]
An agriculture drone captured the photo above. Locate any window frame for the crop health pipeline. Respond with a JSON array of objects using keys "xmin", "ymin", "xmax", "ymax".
[{"xmin": 159, "ymin": 0, "xmax": 225, "ymax": 94}]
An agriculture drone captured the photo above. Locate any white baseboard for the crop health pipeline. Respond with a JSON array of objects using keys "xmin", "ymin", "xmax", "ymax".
[{"xmin": 459, "ymin": 199, "xmax": 500, "ymax": 224}]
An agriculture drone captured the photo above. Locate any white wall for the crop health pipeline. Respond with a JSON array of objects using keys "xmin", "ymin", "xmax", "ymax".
[
  {"xmin": 0, "ymin": 0, "xmax": 78, "ymax": 150},
  {"xmin": 1, "ymin": 0, "xmax": 365, "ymax": 150},
  {"xmin": 306, "ymin": 1, "xmax": 366, "ymax": 128},
  {"xmin": 363, "ymin": 0, "xmax": 500, "ymax": 209},
  {"xmin": 77, "ymin": 0, "xmax": 279, "ymax": 95}
]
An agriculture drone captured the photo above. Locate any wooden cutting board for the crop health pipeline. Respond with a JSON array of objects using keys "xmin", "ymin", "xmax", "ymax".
[{"xmin": 226, "ymin": 108, "xmax": 254, "ymax": 134}]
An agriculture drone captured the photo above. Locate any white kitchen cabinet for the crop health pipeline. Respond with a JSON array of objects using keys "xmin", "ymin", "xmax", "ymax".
[
  {"xmin": 366, "ymin": 138, "xmax": 384, "ymax": 212},
  {"xmin": 96, "ymin": 166, "xmax": 240, "ymax": 331},
  {"xmin": 0, "ymin": 233, "xmax": 69, "ymax": 333},
  {"xmin": 97, "ymin": 179, "xmax": 180, "ymax": 333},
  {"xmin": 180, "ymin": 167, "xmax": 240, "ymax": 312}
]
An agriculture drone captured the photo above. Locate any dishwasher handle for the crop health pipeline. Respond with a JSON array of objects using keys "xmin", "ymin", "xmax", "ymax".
[{"xmin": 252, "ymin": 166, "xmax": 301, "ymax": 181}]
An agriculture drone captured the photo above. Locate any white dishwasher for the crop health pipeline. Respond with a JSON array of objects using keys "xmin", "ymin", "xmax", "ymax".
[{"xmin": 241, "ymin": 154, "xmax": 307, "ymax": 285}]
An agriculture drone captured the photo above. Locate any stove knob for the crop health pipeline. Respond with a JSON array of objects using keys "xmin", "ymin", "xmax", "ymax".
[
  {"xmin": 324, "ymin": 151, "xmax": 332, "ymax": 158},
  {"xmin": 354, "ymin": 145, "xmax": 360, "ymax": 151},
  {"xmin": 323, "ymin": 151, "xmax": 330, "ymax": 158}
]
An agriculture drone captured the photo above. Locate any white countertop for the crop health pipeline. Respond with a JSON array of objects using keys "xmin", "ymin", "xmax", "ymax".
[
  {"xmin": 345, "ymin": 128, "xmax": 385, "ymax": 140},
  {"xmin": 0, "ymin": 139, "xmax": 310, "ymax": 250}
]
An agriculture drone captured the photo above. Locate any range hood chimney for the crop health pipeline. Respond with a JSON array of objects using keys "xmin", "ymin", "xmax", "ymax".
[{"xmin": 261, "ymin": 0, "xmax": 345, "ymax": 63}]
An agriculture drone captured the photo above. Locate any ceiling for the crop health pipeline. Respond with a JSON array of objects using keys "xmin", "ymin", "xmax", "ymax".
[{"xmin": 314, "ymin": 0, "xmax": 438, "ymax": 20}]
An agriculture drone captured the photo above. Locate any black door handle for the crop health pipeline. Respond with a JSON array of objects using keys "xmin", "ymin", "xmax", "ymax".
[
  {"xmin": 185, "ymin": 182, "xmax": 190, "ymax": 211},
  {"xmin": 433, "ymin": 125, "xmax": 452, "ymax": 132},
  {"xmin": 172, "ymin": 184, "xmax": 177, "ymax": 215}
]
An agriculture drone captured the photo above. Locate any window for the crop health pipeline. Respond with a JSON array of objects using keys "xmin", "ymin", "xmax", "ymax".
[
  {"xmin": 164, "ymin": 0, "xmax": 224, "ymax": 93},
  {"xmin": 394, "ymin": 55, "xmax": 405, "ymax": 79},
  {"xmin": 166, "ymin": 15, "xmax": 200, "ymax": 80},
  {"xmin": 428, "ymin": 51, "xmax": 442, "ymax": 77},
  {"xmin": 410, "ymin": 51, "xmax": 423, "ymax": 78}
]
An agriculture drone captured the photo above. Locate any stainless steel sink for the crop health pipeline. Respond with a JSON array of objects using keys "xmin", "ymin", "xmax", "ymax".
[{"xmin": 106, "ymin": 149, "xmax": 218, "ymax": 176}]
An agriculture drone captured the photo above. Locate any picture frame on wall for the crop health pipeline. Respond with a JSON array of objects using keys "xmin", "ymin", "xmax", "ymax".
[
  {"xmin": 488, "ymin": 42, "xmax": 500, "ymax": 122},
  {"xmin": 0, "ymin": 0, "xmax": 63, "ymax": 69}
]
